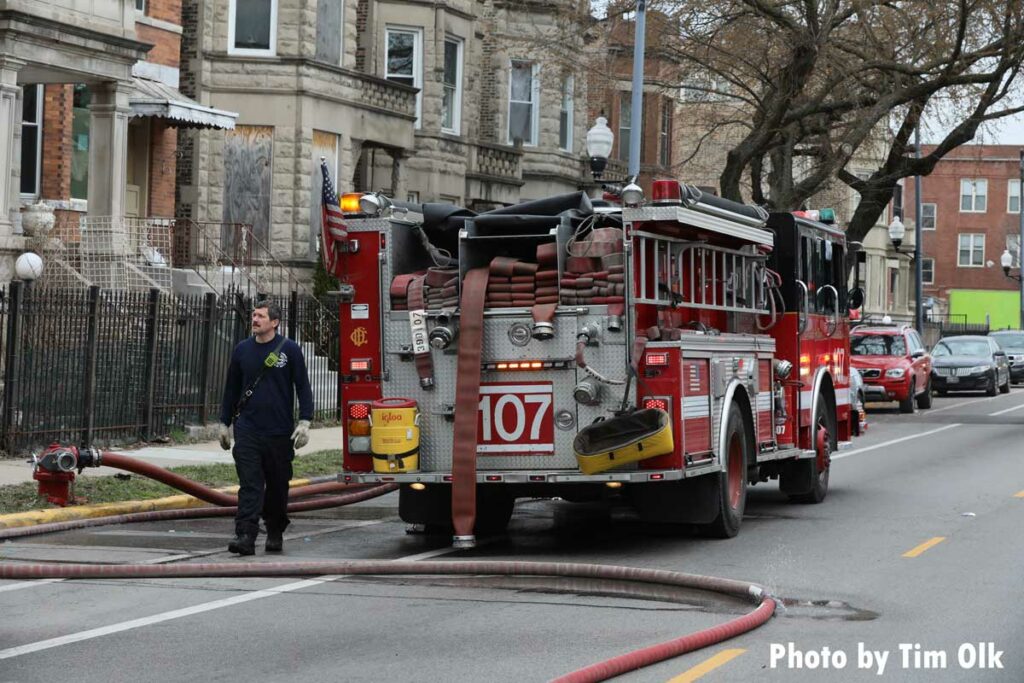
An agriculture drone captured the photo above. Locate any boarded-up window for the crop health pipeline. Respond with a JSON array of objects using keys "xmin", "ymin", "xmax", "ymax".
[
  {"xmin": 311, "ymin": 130, "xmax": 340, "ymax": 259},
  {"xmin": 222, "ymin": 125, "xmax": 273, "ymax": 248},
  {"xmin": 316, "ymin": 0, "xmax": 343, "ymax": 65}
]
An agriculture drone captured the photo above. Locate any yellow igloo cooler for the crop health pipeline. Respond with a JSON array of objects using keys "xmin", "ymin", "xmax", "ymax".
[
  {"xmin": 572, "ymin": 409, "xmax": 673, "ymax": 475},
  {"xmin": 370, "ymin": 398, "xmax": 420, "ymax": 473}
]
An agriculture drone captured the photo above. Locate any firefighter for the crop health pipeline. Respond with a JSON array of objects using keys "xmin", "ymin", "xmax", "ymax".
[{"xmin": 218, "ymin": 300, "xmax": 314, "ymax": 555}]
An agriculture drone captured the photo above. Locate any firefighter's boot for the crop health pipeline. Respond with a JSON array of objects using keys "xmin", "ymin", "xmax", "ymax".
[
  {"xmin": 265, "ymin": 529, "xmax": 284, "ymax": 553},
  {"xmin": 228, "ymin": 533, "xmax": 256, "ymax": 556}
]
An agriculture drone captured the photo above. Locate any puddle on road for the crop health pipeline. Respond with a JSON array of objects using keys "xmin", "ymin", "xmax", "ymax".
[{"xmin": 776, "ymin": 596, "xmax": 879, "ymax": 621}]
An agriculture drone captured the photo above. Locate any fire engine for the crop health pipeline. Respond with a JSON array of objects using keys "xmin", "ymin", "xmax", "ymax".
[{"xmin": 323, "ymin": 179, "xmax": 861, "ymax": 546}]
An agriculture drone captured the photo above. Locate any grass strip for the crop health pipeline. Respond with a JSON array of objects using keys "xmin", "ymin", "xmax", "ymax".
[{"xmin": 0, "ymin": 450, "xmax": 343, "ymax": 515}]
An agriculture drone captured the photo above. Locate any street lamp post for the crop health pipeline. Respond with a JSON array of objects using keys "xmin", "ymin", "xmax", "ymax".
[
  {"xmin": 913, "ymin": 129, "xmax": 923, "ymax": 333},
  {"xmin": 1019, "ymin": 150, "xmax": 1024, "ymax": 329},
  {"xmin": 628, "ymin": 0, "xmax": 647, "ymax": 178}
]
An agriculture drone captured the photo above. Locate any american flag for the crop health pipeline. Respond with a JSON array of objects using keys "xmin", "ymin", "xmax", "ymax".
[{"xmin": 320, "ymin": 158, "xmax": 348, "ymax": 275}]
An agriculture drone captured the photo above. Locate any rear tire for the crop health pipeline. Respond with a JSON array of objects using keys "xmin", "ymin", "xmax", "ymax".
[
  {"xmin": 704, "ymin": 404, "xmax": 749, "ymax": 539},
  {"xmin": 916, "ymin": 378, "xmax": 933, "ymax": 409},
  {"xmin": 899, "ymin": 380, "xmax": 916, "ymax": 413},
  {"xmin": 782, "ymin": 394, "xmax": 833, "ymax": 504}
]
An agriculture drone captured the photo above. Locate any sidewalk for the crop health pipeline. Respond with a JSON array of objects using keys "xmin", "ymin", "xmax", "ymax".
[{"xmin": 0, "ymin": 426, "xmax": 344, "ymax": 487}]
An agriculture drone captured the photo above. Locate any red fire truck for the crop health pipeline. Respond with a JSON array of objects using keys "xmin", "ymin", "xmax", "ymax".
[{"xmin": 324, "ymin": 180, "xmax": 861, "ymax": 545}]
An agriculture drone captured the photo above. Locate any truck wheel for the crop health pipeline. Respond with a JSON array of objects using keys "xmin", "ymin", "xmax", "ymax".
[
  {"xmin": 916, "ymin": 378, "xmax": 933, "ymax": 409},
  {"xmin": 781, "ymin": 395, "xmax": 833, "ymax": 504},
  {"xmin": 704, "ymin": 403, "xmax": 749, "ymax": 539},
  {"xmin": 898, "ymin": 380, "xmax": 916, "ymax": 413}
]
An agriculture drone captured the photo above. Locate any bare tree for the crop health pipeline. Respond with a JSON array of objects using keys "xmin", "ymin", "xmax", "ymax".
[{"xmin": 631, "ymin": 0, "xmax": 1024, "ymax": 244}]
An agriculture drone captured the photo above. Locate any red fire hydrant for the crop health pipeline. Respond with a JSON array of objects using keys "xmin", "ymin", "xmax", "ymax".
[{"xmin": 31, "ymin": 444, "xmax": 96, "ymax": 506}]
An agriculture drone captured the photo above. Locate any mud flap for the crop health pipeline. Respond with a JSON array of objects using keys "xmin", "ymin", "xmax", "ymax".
[{"xmin": 626, "ymin": 477, "xmax": 722, "ymax": 525}]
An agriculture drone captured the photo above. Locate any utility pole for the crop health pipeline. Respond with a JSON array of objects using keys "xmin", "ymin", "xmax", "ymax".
[{"xmin": 628, "ymin": 0, "xmax": 646, "ymax": 179}]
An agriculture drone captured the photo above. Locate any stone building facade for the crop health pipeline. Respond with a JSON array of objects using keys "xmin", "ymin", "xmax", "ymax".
[
  {"xmin": 2, "ymin": 0, "xmax": 235, "ymax": 287},
  {"xmin": 178, "ymin": 0, "xmax": 591, "ymax": 271}
]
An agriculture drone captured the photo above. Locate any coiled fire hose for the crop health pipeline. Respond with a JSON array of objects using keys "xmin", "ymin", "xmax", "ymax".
[{"xmin": 0, "ymin": 556, "xmax": 776, "ymax": 682}]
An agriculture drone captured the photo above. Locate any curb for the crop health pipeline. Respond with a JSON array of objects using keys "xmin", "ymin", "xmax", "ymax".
[{"xmin": 0, "ymin": 478, "xmax": 313, "ymax": 530}]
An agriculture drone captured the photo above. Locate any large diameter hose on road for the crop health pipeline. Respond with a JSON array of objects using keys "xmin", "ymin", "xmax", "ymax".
[
  {"xmin": 96, "ymin": 452, "xmax": 360, "ymax": 506},
  {"xmin": 0, "ymin": 558, "xmax": 775, "ymax": 682},
  {"xmin": 0, "ymin": 484, "xmax": 398, "ymax": 541}
]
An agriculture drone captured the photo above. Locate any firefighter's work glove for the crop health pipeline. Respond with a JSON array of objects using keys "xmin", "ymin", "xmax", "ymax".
[
  {"xmin": 292, "ymin": 420, "xmax": 311, "ymax": 450},
  {"xmin": 218, "ymin": 424, "xmax": 232, "ymax": 451}
]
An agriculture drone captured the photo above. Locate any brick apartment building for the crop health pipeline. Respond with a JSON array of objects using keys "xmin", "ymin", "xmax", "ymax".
[{"xmin": 910, "ymin": 144, "xmax": 1023, "ymax": 328}]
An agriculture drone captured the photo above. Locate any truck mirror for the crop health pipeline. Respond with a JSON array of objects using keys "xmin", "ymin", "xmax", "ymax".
[{"xmin": 848, "ymin": 287, "xmax": 865, "ymax": 310}]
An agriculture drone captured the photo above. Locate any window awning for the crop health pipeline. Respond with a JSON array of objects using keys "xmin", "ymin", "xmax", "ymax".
[{"xmin": 129, "ymin": 76, "xmax": 237, "ymax": 130}]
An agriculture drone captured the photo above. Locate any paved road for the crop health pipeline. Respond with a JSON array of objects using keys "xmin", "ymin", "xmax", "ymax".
[{"xmin": 1, "ymin": 391, "xmax": 1022, "ymax": 682}]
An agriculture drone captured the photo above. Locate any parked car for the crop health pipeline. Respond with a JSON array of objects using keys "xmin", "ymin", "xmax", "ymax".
[
  {"xmin": 850, "ymin": 324, "xmax": 933, "ymax": 413},
  {"xmin": 931, "ymin": 335, "xmax": 1011, "ymax": 396},
  {"xmin": 988, "ymin": 330, "xmax": 1024, "ymax": 384}
]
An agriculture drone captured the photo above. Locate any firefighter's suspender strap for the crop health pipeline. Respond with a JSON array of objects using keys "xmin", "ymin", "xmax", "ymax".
[
  {"xmin": 231, "ymin": 335, "xmax": 289, "ymax": 423},
  {"xmin": 451, "ymin": 266, "xmax": 489, "ymax": 545},
  {"xmin": 406, "ymin": 275, "xmax": 434, "ymax": 390}
]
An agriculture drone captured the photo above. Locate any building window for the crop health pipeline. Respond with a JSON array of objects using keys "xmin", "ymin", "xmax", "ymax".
[
  {"xmin": 228, "ymin": 0, "xmax": 277, "ymax": 55},
  {"xmin": 315, "ymin": 0, "xmax": 344, "ymax": 66},
  {"xmin": 960, "ymin": 178, "xmax": 988, "ymax": 212},
  {"xmin": 508, "ymin": 60, "xmax": 538, "ymax": 146},
  {"xmin": 1009, "ymin": 179, "xmax": 1021, "ymax": 214},
  {"xmin": 71, "ymin": 84, "xmax": 91, "ymax": 201},
  {"xmin": 920, "ymin": 202, "xmax": 936, "ymax": 230},
  {"xmin": 442, "ymin": 37, "xmax": 462, "ymax": 134},
  {"xmin": 438, "ymin": 194, "xmax": 459, "ymax": 205},
  {"xmin": 891, "ymin": 183, "xmax": 903, "ymax": 221},
  {"xmin": 386, "ymin": 27, "xmax": 422, "ymax": 128},
  {"xmin": 957, "ymin": 233, "xmax": 984, "ymax": 267},
  {"xmin": 135, "ymin": 0, "xmax": 145, "ymax": 11},
  {"xmin": 618, "ymin": 95, "xmax": 631, "ymax": 162},
  {"xmin": 20, "ymin": 84, "xmax": 42, "ymax": 197},
  {"xmin": 406, "ymin": 191, "xmax": 419, "ymax": 203},
  {"xmin": 921, "ymin": 257, "xmax": 934, "ymax": 284},
  {"xmin": 558, "ymin": 75, "xmax": 573, "ymax": 152},
  {"xmin": 659, "ymin": 98, "xmax": 671, "ymax": 167}
]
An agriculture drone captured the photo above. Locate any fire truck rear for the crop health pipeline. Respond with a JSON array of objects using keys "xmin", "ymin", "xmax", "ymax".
[{"xmin": 326, "ymin": 181, "xmax": 859, "ymax": 546}]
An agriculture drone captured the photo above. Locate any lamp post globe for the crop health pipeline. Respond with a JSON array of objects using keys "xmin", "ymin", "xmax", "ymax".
[
  {"xmin": 1002, "ymin": 248, "xmax": 1014, "ymax": 276},
  {"xmin": 586, "ymin": 117, "xmax": 614, "ymax": 179},
  {"xmin": 888, "ymin": 217, "xmax": 905, "ymax": 250}
]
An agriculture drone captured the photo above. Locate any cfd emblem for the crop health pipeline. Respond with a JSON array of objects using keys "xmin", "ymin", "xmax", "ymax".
[{"xmin": 350, "ymin": 326, "xmax": 368, "ymax": 347}]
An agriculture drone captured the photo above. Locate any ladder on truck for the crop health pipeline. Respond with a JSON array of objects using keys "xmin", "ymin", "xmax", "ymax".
[{"xmin": 631, "ymin": 230, "xmax": 770, "ymax": 315}]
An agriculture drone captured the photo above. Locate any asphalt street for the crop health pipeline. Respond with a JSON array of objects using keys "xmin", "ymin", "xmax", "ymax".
[{"xmin": 1, "ymin": 389, "xmax": 1022, "ymax": 682}]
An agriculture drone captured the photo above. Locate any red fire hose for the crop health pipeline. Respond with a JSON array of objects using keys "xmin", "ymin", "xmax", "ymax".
[
  {"xmin": 0, "ymin": 557, "xmax": 775, "ymax": 682},
  {"xmin": 95, "ymin": 452, "xmax": 361, "ymax": 506}
]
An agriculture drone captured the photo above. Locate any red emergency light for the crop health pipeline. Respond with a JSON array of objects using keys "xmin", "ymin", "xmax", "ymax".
[
  {"xmin": 348, "ymin": 402, "xmax": 370, "ymax": 419},
  {"xmin": 645, "ymin": 352, "xmax": 670, "ymax": 366},
  {"xmin": 643, "ymin": 396, "xmax": 670, "ymax": 412},
  {"xmin": 350, "ymin": 358, "xmax": 372, "ymax": 373},
  {"xmin": 651, "ymin": 180, "xmax": 683, "ymax": 205}
]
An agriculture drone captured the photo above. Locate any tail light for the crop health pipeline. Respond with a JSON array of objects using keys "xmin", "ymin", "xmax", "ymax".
[{"xmin": 642, "ymin": 396, "xmax": 671, "ymax": 412}]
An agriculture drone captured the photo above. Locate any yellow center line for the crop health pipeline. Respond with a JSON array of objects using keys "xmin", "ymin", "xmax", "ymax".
[
  {"xmin": 666, "ymin": 649, "xmax": 746, "ymax": 683},
  {"xmin": 903, "ymin": 536, "xmax": 946, "ymax": 558},
  {"xmin": 1015, "ymin": 490, "xmax": 1024, "ymax": 498}
]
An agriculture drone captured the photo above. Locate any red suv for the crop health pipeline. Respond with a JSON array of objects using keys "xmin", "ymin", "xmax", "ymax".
[{"xmin": 850, "ymin": 325, "xmax": 933, "ymax": 413}]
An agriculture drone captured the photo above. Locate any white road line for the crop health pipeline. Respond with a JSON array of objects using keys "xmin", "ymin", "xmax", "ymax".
[
  {"xmin": 988, "ymin": 402, "xmax": 1024, "ymax": 416},
  {"xmin": 0, "ymin": 541, "xmax": 461, "ymax": 660},
  {"xmin": 832, "ymin": 424, "xmax": 959, "ymax": 461},
  {"xmin": 836, "ymin": 394, "xmax": 1024, "ymax": 462}
]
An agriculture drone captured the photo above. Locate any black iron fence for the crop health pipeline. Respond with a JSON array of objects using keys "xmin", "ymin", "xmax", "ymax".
[{"xmin": 0, "ymin": 284, "xmax": 341, "ymax": 456}]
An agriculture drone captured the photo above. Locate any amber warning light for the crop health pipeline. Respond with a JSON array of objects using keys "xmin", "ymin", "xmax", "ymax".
[{"xmin": 340, "ymin": 192, "xmax": 363, "ymax": 214}]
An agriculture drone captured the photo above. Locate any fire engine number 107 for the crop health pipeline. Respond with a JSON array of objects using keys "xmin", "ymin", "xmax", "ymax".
[{"xmin": 477, "ymin": 382, "xmax": 555, "ymax": 454}]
